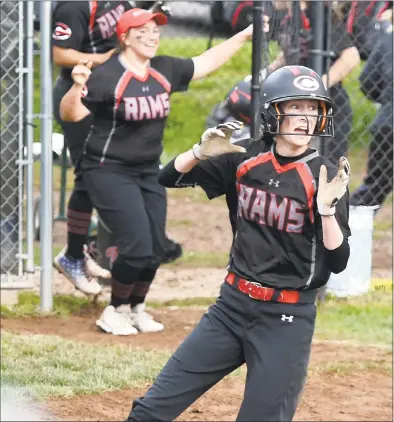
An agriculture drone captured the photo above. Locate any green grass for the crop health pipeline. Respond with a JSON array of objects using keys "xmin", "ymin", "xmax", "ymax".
[
  {"xmin": 1, "ymin": 331, "xmax": 170, "ymax": 398},
  {"xmin": 0, "ymin": 291, "xmax": 104, "ymax": 318},
  {"xmin": 310, "ymin": 358, "xmax": 392, "ymax": 376},
  {"xmin": 315, "ymin": 293, "xmax": 393, "ymax": 346},
  {"xmin": 2, "ymin": 290, "xmax": 392, "ymax": 347}
]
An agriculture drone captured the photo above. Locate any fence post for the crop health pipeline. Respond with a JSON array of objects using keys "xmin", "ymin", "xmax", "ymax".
[
  {"xmin": 309, "ymin": 1, "xmax": 325, "ymax": 76},
  {"xmin": 39, "ymin": 0, "xmax": 53, "ymax": 312},
  {"xmin": 25, "ymin": 0, "xmax": 35, "ymax": 275},
  {"xmin": 251, "ymin": 1, "xmax": 263, "ymax": 140}
]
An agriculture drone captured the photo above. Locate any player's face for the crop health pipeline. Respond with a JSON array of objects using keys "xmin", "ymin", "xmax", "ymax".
[
  {"xmin": 277, "ymin": 99, "xmax": 319, "ymax": 149},
  {"xmin": 125, "ymin": 20, "xmax": 160, "ymax": 59}
]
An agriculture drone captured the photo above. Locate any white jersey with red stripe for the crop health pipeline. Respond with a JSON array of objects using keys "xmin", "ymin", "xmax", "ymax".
[{"xmin": 80, "ymin": 54, "xmax": 194, "ymax": 168}]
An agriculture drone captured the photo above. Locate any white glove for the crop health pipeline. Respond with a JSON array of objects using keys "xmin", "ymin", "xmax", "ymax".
[
  {"xmin": 317, "ymin": 157, "xmax": 351, "ymax": 216},
  {"xmin": 192, "ymin": 121, "xmax": 247, "ymax": 160}
]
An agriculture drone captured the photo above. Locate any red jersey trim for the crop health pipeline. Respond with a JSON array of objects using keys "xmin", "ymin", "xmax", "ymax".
[{"xmin": 149, "ymin": 68, "xmax": 171, "ymax": 93}]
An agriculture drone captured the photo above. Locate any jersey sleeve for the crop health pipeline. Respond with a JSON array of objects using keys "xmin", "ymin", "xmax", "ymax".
[
  {"xmin": 176, "ymin": 153, "xmax": 245, "ymax": 200},
  {"xmin": 169, "ymin": 57, "xmax": 195, "ymax": 93},
  {"xmin": 52, "ymin": 2, "xmax": 88, "ymax": 50}
]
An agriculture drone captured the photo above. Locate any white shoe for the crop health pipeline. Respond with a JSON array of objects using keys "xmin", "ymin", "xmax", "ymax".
[
  {"xmin": 53, "ymin": 246, "xmax": 102, "ymax": 296},
  {"xmin": 84, "ymin": 248, "xmax": 112, "ymax": 279},
  {"xmin": 130, "ymin": 303, "xmax": 164, "ymax": 333},
  {"xmin": 96, "ymin": 306, "xmax": 138, "ymax": 335}
]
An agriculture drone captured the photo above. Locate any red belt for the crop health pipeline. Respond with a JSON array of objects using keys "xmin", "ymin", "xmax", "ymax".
[{"xmin": 225, "ymin": 272, "xmax": 301, "ymax": 304}]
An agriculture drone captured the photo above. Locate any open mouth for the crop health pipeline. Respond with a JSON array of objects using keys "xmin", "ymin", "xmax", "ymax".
[{"xmin": 294, "ymin": 127, "xmax": 308, "ymax": 135}]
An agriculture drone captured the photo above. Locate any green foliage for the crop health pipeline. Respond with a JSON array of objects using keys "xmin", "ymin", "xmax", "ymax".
[{"xmin": 35, "ymin": 38, "xmax": 374, "ymax": 160}]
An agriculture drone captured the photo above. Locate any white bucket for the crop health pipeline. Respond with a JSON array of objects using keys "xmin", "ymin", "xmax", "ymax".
[{"xmin": 326, "ymin": 205, "xmax": 379, "ymax": 297}]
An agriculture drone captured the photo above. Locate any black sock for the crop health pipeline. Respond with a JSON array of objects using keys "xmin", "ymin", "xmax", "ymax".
[
  {"xmin": 129, "ymin": 267, "xmax": 157, "ymax": 308},
  {"xmin": 110, "ymin": 260, "xmax": 144, "ymax": 308},
  {"xmin": 65, "ymin": 189, "xmax": 93, "ymax": 260}
]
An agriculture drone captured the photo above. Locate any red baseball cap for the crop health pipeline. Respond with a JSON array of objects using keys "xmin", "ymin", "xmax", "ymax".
[{"xmin": 116, "ymin": 8, "xmax": 168, "ymax": 39}]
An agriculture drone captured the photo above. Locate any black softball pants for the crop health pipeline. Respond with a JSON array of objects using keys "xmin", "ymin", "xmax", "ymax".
[
  {"xmin": 128, "ymin": 280, "xmax": 317, "ymax": 421},
  {"xmin": 82, "ymin": 166, "xmax": 167, "ymax": 281}
]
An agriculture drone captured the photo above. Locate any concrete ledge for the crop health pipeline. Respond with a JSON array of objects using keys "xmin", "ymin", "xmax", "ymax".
[{"xmin": 1, "ymin": 279, "xmax": 35, "ymax": 306}]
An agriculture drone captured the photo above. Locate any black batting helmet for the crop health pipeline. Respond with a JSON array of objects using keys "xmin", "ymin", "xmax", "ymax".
[
  {"xmin": 261, "ymin": 65, "xmax": 334, "ymax": 137},
  {"xmin": 225, "ymin": 78, "xmax": 252, "ymax": 125}
]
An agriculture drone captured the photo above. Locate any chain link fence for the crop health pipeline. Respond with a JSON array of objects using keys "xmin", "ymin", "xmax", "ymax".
[
  {"xmin": 1, "ymin": 0, "xmax": 391, "ymax": 292},
  {"xmin": 1, "ymin": 1, "xmax": 24, "ymax": 278},
  {"xmin": 1, "ymin": 1, "xmax": 36, "ymax": 283}
]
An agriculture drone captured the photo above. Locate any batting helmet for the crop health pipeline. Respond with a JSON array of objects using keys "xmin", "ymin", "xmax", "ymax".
[
  {"xmin": 226, "ymin": 79, "xmax": 252, "ymax": 125},
  {"xmin": 261, "ymin": 65, "xmax": 334, "ymax": 137}
]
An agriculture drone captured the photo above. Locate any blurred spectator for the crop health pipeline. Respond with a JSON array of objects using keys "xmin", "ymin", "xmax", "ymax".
[
  {"xmin": 350, "ymin": 5, "xmax": 393, "ymax": 208},
  {"xmin": 268, "ymin": 0, "xmax": 360, "ymax": 164}
]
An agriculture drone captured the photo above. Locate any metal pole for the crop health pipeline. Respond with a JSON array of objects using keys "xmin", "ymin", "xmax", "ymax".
[
  {"xmin": 292, "ymin": 0, "xmax": 301, "ymax": 65},
  {"xmin": 17, "ymin": 0, "xmax": 25, "ymax": 276},
  {"xmin": 39, "ymin": 0, "xmax": 53, "ymax": 312},
  {"xmin": 25, "ymin": 1, "xmax": 35, "ymax": 274},
  {"xmin": 309, "ymin": 0, "xmax": 325, "ymax": 76},
  {"xmin": 251, "ymin": 1, "xmax": 263, "ymax": 140}
]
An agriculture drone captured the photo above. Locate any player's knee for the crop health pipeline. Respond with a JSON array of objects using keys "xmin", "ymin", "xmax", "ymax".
[{"xmin": 111, "ymin": 254, "xmax": 149, "ymax": 285}]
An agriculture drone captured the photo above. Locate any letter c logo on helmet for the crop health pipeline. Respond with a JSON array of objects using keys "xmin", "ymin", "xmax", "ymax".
[{"xmin": 293, "ymin": 76, "xmax": 320, "ymax": 92}]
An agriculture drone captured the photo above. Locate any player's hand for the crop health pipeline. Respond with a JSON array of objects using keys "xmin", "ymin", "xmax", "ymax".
[
  {"xmin": 192, "ymin": 121, "xmax": 246, "ymax": 160},
  {"xmin": 71, "ymin": 60, "xmax": 93, "ymax": 87},
  {"xmin": 317, "ymin": 157, "xmax": 350, "ymax": 216}
]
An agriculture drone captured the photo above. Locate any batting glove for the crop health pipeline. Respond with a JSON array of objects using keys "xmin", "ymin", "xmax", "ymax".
[
  {"xmin": 317, "ymin": 157, "xmax": 351, "ymax": 216},
  {"xmin": 192, "ymin": 121, "xmax": 247, "ymax": 160}
]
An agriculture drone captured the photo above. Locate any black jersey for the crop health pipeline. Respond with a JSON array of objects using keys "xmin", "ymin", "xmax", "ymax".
[
  {"xmin": 52, "ymin": 1, "xmax": 133, "ymax": 81},
  {"xmin": 80, "ymin": 54, "xmax": 194, "ymax": 168},
  {"xmin": 175, "ymin": 139, "xmax": 350, "ymax": 291}
]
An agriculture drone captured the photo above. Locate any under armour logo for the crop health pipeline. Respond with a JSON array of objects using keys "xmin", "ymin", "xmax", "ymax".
[
  {"xmin": 281, "ymin": 314, "xmax": 294, "ymax": 322},
  {"xmin": 142, "ymin": 86, "xmax": 149, "ymax": 92},
  {"xmin": 269, "ymin": 179, "xmax": 280, "ymax": 187}
]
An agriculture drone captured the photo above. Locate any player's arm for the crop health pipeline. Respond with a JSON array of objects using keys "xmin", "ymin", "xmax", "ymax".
[
  {"xmin": 52, "ymin": 2, "xmax": 115, "ymax": 68},
  {"xmin": 191, "ymin": 17, "xmax": 268, "ymax": 81},
  {"xmin": 53, "ymin": 46, "xmax": 115, "ymax": 68},
  {"xmin": 159, "ymin": 122, "xmax": 246, "ymax": 197},
  {"xmin": 322, "ymin": 46, "xmax": 360, "ymax": 88},
  {"xmin": 317, "ymin": 157, "xmax": 351, "ymax": 273},
  {"xmin": 60, "ymin": 61, "xmax": 92, "ymax": 121}
]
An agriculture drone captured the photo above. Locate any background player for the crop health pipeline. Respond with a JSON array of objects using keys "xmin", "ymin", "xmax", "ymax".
[
  {"xmin": 52, "ymin": 0, "xmax": 134, "ymax": 296},
  {"xmin": 127, "ymin": 66, "xmax": 351, "ymax": 421},
  {"xmin": 52, "ymin": 1, "xmax": 185, "ymax": 298},
  {"xmin": 60, "ymin": 8, "xmax": 259, "ymax": 335}
]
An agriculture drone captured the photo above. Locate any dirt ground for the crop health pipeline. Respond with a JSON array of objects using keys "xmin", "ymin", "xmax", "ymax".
[
  {"xmin": 43, "ymin": 189, "xmax": 392, "ymax": 304},
  {"xmin": 2, "ymin": 307, "xmax": 392, "ymax": 422},
  {"xmin": 19, "ymin": 189, "xmax": 392, "ymax": 421}
]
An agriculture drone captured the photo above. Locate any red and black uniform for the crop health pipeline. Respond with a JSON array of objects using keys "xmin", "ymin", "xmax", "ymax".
[
  {"xmin": 128, "ymin": 140, "xmax": 350, "ymax": 421},
  {"xmin": 51, "ymin": 1, "xmax": 132, "ymax": 261},
  {"xmin": 52, "ymin": 0, "xmax": 133, "ymax": 164},
  {"xmin": 275, "ymin": 7, "xmax": 355, "ymax": 163},
  {"xmin": 80, "ymin": 54, "xmax": 194, "ymax": 287}
]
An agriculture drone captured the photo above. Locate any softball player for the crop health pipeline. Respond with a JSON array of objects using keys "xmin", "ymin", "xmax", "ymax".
[
  {"xmin": 127, "ymin": 65, "xmax": 351, "ymax": 421},
  {"xmin": 52, "ymin": 0, "xmax": 133, "ymax": 296},
  {"xmin": 60, "ymin": 8, "xmax": 255, "ymax": 335},
  {"xmin": 268, "ymin": 0, "xmax": 360, "ymax": 163}
]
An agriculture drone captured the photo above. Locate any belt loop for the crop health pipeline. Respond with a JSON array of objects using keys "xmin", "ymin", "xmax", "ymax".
[{"xmin": 271, "ymin": 290, "xmax": 282, "ymax": 302}]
